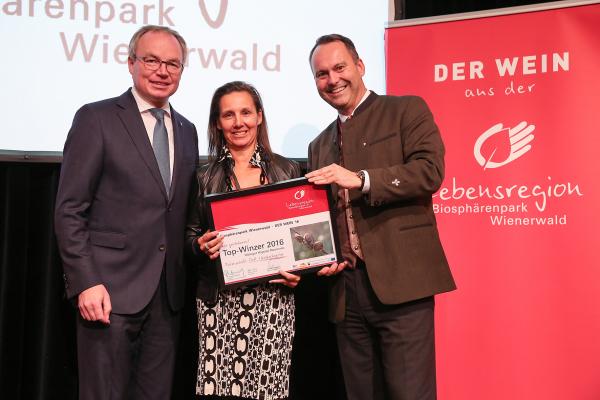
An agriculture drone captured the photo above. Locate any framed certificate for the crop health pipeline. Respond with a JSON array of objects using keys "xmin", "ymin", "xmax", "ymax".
[{"xmin": 205, "ymin": 177, "xmax": 342, "ymax": 289}]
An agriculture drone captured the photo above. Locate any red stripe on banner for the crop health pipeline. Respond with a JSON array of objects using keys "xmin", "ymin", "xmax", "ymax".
[
  {"xmin": 210, "ymin": 184, "xmax": 330, "ymax": 230},
  {"xmin": 387, "ymin": 4, "xmax": 600, "ymax": 400}
]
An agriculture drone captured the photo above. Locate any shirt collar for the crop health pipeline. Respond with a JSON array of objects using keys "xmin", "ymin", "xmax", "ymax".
[
  {"xmin": 131, "ymin": 87, "xmax": 171, "ymax": 117},
  {"xmin": 338, "ymin": 89, "xmax": 371, "ymax": 122}
]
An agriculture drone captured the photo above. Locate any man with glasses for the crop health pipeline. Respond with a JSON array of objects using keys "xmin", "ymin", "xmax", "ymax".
[{"xmin": 55, "ymin": 25, "xmax": 198, "ymax": 399}]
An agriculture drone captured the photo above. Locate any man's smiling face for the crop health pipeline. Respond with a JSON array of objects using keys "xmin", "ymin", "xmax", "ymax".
[
  {"xmin": 128, "ymin": 30, "xmax": 184, "ymax": 108},
  {"xmin": 311, "ymin": 40, "xmax": 366, "ymax": 116}
]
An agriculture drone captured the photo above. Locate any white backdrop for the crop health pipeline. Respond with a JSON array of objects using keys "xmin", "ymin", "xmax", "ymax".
[{"xmin": 0, "ymin": 0, "xmax": 387, "ymax": 157}]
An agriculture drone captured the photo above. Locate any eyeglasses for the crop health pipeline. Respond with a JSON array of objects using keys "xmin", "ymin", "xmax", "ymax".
[{"xmin": 134, "ymin": 55, "xmax": 183, "ymax": 74}]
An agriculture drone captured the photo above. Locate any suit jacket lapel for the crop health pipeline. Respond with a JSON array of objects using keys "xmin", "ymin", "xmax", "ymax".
[
  {"xmin": 169, "ymin": 107, "xmax": 185, "ymax": 204},
  {"xmin": 116, "ymin": 90, "xmax": 169, "ymax": 199}
]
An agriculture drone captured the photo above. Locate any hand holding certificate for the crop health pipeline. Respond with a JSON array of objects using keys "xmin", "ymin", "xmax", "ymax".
[
  {"xmin": 205, "ymin": 177, "xmax": 342, "ymax": 289},
  {"xmin": 195, "ymin": 229, "xmax": 223, "ymax": 260}
]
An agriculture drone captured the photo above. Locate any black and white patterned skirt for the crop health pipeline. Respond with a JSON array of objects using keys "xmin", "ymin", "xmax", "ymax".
[{"xmin": 196, "ymin": 284, "xmax": 295, "ymax": 400}]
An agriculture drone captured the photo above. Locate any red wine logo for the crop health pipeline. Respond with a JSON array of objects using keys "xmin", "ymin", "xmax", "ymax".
[{"xmin": 198, "ymin": 0, "xmax": 228, "ymax": 29}]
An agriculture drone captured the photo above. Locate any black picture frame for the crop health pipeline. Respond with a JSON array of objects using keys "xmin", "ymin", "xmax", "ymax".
[{"xmin": 205, "ymin": 177, "xmax": 342, "ymax": 289}]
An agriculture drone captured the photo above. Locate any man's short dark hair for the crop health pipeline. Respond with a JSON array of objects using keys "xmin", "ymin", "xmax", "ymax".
[{"xmin": 308, "ymin": 34, "xmax": 360, "ymax": 64}]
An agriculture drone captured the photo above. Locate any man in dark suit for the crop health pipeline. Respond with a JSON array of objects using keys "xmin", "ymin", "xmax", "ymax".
[
  {"xmin": 54, "ymin": 25, "xmax": 199, "ymax": 399},
  {"xmin": 306, "ymin": 34, "xmax": 456, "ymax": 400}
]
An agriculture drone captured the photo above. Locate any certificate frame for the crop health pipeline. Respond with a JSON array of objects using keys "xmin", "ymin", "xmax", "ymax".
[{"xmin": 205, "ymin": 177, "xmax": 342, "ymax": 289}]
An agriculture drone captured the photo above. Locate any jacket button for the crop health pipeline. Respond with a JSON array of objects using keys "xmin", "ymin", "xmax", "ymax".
[{"xmin": 159, "ymin": 245, "xmax": 166, "ymax": 251}]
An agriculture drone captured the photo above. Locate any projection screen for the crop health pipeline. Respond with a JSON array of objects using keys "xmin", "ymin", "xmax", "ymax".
[{"xmin": 0, "ymin": 0, "xmax": 387, "ymax": 158}]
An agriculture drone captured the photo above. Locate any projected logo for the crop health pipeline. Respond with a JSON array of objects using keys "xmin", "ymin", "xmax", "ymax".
[
  {"xmin": 474, "ymin": 121, "xmax": 535, "ymax": 170},
  {"xmin": 198, "ymin": 0, "xmax": 228, "ymax": 28}
]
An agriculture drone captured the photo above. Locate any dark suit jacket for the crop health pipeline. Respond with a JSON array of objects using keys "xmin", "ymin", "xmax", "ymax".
[
  {"xmin": 308, "ymin": 92, "xmax": 456, "ymax": 322},
  {"xmin": 55, "ymin": 89, "xmax": 199, "ymax": 314}
]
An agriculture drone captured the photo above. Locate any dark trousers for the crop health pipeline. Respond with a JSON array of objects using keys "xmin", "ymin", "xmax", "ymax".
[
  {"xmin": 76, "ymin": 274, "xmax": 181, "ymax": 400},
  {"xmin": 336, "ymin": 265, "xmax": 436, "ymax": 400}
]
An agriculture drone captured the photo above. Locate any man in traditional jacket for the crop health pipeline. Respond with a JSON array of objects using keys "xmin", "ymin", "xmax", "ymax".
[{"xmin": 306, "ymin": 34, "xmax": 456, "ymax": 400}]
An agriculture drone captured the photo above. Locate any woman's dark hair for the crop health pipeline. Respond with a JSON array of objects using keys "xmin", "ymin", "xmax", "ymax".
[{"xmin": 207, "ymin": 81, "xmax": 273, "ymax": 160}]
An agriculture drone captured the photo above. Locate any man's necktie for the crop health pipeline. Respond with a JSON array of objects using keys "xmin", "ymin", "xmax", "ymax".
[{"xmin": 149, "ymin": 108, "xmax": 171, "ymax": 192}]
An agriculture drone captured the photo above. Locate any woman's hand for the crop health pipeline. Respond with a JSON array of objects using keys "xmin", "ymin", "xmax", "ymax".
[
  {"xmin": 270, "ymin": 269, "xmax": 301, "ymax": 288},
  {"xmin": 197, "ymin": 229, "xmax": 223, "ymax": 260}
]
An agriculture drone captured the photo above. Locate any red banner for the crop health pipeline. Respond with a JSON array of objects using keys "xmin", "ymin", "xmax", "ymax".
[{"xmin": 386, "ymin": 3, "xmax": 600, "ymax": 399}]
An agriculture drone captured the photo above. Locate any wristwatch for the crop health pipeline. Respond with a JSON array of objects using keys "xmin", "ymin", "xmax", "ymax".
[{"xmin": 356, "ymin": 170, "xmax": 366, "ymax": 191}]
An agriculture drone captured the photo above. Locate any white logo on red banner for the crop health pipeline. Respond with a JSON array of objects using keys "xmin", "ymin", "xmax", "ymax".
[{"xmin": 474, "ymin": 121, "xmax": 535, "ymax": 170}]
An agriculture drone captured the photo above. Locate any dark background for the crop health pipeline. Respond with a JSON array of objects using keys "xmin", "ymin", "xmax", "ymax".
[{"xmin": 0, "ymin": 1, "xmax": 554, "ymax": 398}]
